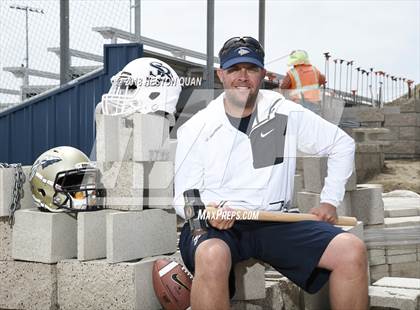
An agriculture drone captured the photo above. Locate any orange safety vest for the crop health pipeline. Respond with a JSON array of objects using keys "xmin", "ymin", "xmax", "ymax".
[{"xmin": 287, "ymin": 64, "xmax": 321, "ymax": 103}]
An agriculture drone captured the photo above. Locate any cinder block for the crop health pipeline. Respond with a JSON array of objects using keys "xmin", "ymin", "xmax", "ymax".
[
  {"xmin": 233, "ymin": 259, "xmax": 266, "ymax": 300},
  {"xmin": 96, "ymin": 113, "xmax": 170, "ymax": 162},
  {"xmin": 350, "ymin": 184, "xmax": 384, "ymax": 225},
  {"xmin": 0, "ymin": 261, "xmax": 57, "ymax": 310},
  {"xmin": 399, "ymin": 127, "xmax": 420, "ymax": 140},
  {"xmin": 133, "ymin": 113, "xmax": 170, "ymax": 161},
  {"xmin": 95, "ymin": 113, "xmax": 131, "ymax": 162},
  {"xmin": 98, "ymin": 161, "xmax": 143, "ymax": 211},
  {"xmin": 353, "ymin": 128, "xmax": 390, "ymax": 143},
  {"xmin": 377, "ymin": 126, "xmax": 399, "ymax": 141},
  {"xmin": 384, "ymin": 216, "xmax": 420, "ymax": 228},
  {"xmin": 385, "ymin": 113, "xmax": 417, "ymax": 127},
  {"xmin": 386, "ymin": 245, "xmax": 417, "ymax": 256},
  {"xmin": 107, "ymin": 209, "xmax": 177, "ymax": 263},
  {"xmin": 0, "ymin": 166, "xmax": 34, "ymax": 217},
  {"xmin": 232, "ymin": 280, "xmax": 286, "ymax": 310},
  {"xmin": 400, "ymin": 98, "xmax": 420, "ymax": 113},
  {"xmin": 143, "ymin": 161, "xmax": 174, "ymax": 209},
  {"xmin": 296, "ymin": 191, "xmax": 351, "ymax": 216},
  {"xmin": 383, "ymin": 140, "xmax": 417, "ymax": 154},
  {"xmin": 0, "ymin": 217, "xmax": 13, "ymax": 260},
  {"xmin": 57, "ymin": 257, "xmax": 163, "ymax": 310},
  {"xmin": 369, "ymin": 286, "xmax": 420, "ymax": 310},
  {"xmin": 370, "ymin": 264, "xmax": 390, "ymax": 283},
  {"xmin": 373, "ymin": 277, "xmax": 420, "ymax": 290},
  {"xmin": 356, "ymin": 143, "xmax": 382, "ymax": 153},
  {"xmin": 78, "ymin": 210, "xmax": 114, "ymax": 261},
  {"xmin": 340, "ymin": 221, "xmax": 364, "ymax": 240},
  {"xmin": 385, "ymin": 207, "xmax": 419, "ymax": 218},
  {"xmin": 302, "ymin": 157, "xmax": 357, "ymax": 193},
  {"xmin": 368, "ymin": 248, "xmax": 386, "ymax": 266},
  {"xmin": 390, "ymin": 261, "xmax": 420, "ymax": 278},
  {"xmin": 360, "ymin": 121, "xmax": 383, "ymax": 128},
  {"xmin": 386, "ymin": 253, "xmax": 418, "ymax": 264},
  {"xmin": 12, "ymin": 209, "xmax": 77, "ymax": 263},
  {"xmin": 382, "ymin": 106, "xmax": 401, "ymax": 115}
]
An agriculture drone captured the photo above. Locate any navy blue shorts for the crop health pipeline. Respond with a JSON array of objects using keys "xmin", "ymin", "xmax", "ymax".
[{"xmin": 179, "ymin": 220, "xmax": 345, "ymax": 297}]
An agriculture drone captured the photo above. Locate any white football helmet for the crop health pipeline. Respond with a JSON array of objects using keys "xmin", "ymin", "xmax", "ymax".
[{"xmin": 101, "ymin": 57, "xmax": 182, "ymax": 121}]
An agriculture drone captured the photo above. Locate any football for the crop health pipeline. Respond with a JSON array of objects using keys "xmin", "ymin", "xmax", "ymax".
[{"xmin": 152, "ymin": 259, "xmax": 193, "ymax": 310}]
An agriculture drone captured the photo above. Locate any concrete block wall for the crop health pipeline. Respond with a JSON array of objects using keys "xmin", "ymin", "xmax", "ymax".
[
  {"xmin": 381, "ymin": 101, "xmax": 420, "ymax": 159},
  {"xmin": 342, "ymin": 99, "xmax": 420, "ymax": 160}
]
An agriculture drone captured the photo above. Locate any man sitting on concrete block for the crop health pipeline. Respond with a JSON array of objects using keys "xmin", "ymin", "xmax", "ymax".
[{"xmin": 174, "ymin": 37, "xmax": 368, "ymax": 310}]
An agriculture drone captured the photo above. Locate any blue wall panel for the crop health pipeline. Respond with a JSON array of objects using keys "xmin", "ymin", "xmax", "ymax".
[{"xmin": 0, "ymin": 43, "xmax": 143, "ymax": 164}]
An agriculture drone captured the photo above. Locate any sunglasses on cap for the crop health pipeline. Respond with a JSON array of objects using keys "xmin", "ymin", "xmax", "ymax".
[{"xmin": 219, "ymin": 36, "xmax": 265, "ymax": 58}]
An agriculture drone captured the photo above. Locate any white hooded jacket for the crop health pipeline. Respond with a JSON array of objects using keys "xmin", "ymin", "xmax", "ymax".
[{"xmin": 173, "ymin": 90, "xmax": 355, "ymax": 219}]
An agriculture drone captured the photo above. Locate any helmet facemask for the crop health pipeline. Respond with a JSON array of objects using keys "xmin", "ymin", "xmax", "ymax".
[{"xmin": 52, "ymin": 164, "xmax": 106, "ymax": 212}]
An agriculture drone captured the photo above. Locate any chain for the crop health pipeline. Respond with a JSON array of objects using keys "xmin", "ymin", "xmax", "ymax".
[{"xmin": 0, "ymin": 163, "xmax": 26, "ymax": 227}]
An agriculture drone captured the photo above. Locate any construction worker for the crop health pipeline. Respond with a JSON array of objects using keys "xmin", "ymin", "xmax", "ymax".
[{"xmin": 280, "ymin": 50, "xmax": 326, "ymax": 113}]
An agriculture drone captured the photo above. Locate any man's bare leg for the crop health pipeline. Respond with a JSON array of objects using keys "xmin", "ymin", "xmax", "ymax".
[
  {"xmin": 318, "ymin": 233, "xmax": 369, "ymax": 310},
  {"xmin": 191, "ymin": 239, "xmax": 231, "ymax": 310}
]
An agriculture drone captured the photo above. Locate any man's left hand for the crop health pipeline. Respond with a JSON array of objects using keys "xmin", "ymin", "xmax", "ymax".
[{"xmin": 309, "ymin": 203, "xmax": 338, "ymax": 224}]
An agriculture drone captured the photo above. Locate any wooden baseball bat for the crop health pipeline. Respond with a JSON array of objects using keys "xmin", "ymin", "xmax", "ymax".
[{"xmin": 205, "ymin": 207, "xmax": 357, "ymax": 226}]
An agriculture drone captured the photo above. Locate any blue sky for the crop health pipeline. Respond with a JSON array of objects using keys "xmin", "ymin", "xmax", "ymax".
[{"xmin": 1, "ymin": 0, "xmax": 419, "ymax": 104}]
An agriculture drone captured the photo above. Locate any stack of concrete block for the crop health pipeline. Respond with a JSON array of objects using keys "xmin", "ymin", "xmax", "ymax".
[
  {"xmin": 352, "ymin": 127, "xmax": 389, "ymax": 182},
  {"xmin": 365, "ymin": 195, "xmax": 420, "ymax": 283},
  {"xmin": 370, "ymin": 277, "xmax": 420, "ymax": 310},
  {"xmin": 94, "ymin": 111, "xmax": 178, "ymax": 264},
  {"xmin": 1, "ymin": 167, "xmax": 60, "ymax": 310},
  {"xmin": 380, "ymin": 100, "xmax": 420, "ymax": 159},
  {"xmin": 96, "ymin": 112, "xmax": 173, "ymax": 210},
  {"xmin": 296, "ymin": 156, "xmax": 357, "ymax": 217}
]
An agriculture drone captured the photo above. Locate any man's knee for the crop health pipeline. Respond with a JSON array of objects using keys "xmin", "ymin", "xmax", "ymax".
[
  {"xmin": 320, "ymin": 233, "xmax": 367, "ymax": 271},
  {"xmin": 195, "ymin": 239, "xmax": 232, "ymax": 277},
  {"xmin": 335, "ymin": 234, "xmax": 367, "ymax": 268}
]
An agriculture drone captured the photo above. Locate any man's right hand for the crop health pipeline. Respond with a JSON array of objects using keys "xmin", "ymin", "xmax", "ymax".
[{"xmin": 207, "ymin": 202, "xmax": 236, "ymax": 230}]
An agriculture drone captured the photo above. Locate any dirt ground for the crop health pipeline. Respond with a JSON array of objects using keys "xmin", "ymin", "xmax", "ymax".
[{"xmin": 366, "ymin": 159, "xmax": 420, "ymax": 194}]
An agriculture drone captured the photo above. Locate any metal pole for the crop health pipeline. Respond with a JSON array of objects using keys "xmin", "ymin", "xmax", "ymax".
[
  {"xmin": 361, "ymin": 70, "xmax": 365, "ymax": 104},
  {"xmin": 333, "ymin": 59, "xmax": 337, "ymax": 92},
  {"xmin": 206, "ymin": 0, "xmax": 214, "ymax": 91},
  {"xmin": 134, "ymin": 0, "xmax": 140, "ymax": 37},
  {"xmin": 10, "ymin": 4, "xmax": 44, "ymax": 98},
  {"xmin": 60, "ymin": 0, "xmax": 70, "ymax": 85},
  {"xmin": 323, "ymin": 52, "xmax": 330, "ymax": 88},
  {"xmin": 338, "ymin": 59, "xmax": 344, "ymax": 97},
  {"xmin": 369, "ymin": 68, "xmax": 373, "ymax": 104},
  {"xmin": 258, "ymin": 0, "xmax": 265, "ymax": 48},
  {"xmin": 345, "ymin": 61, "xmax": 350, "ymax": 95},
  {"xmin": 356, "ymin": 67, "xmax": 360, "ymax": 93},
  {"xmin": 391, "ymin": 76, "xmax": 394, "ymax": 101},
  {"xmin": 349, "ymin": 61, "xmax": 353, "ymax": 93},
  {"xmin": 129, "ymin": 0, "xmax": 132, "ymax": 33}
]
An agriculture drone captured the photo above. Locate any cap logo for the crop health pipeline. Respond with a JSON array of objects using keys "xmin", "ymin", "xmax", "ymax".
[{"xmin": 238, "ymin": 48, "xmax": 250, "ymax": 56}]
